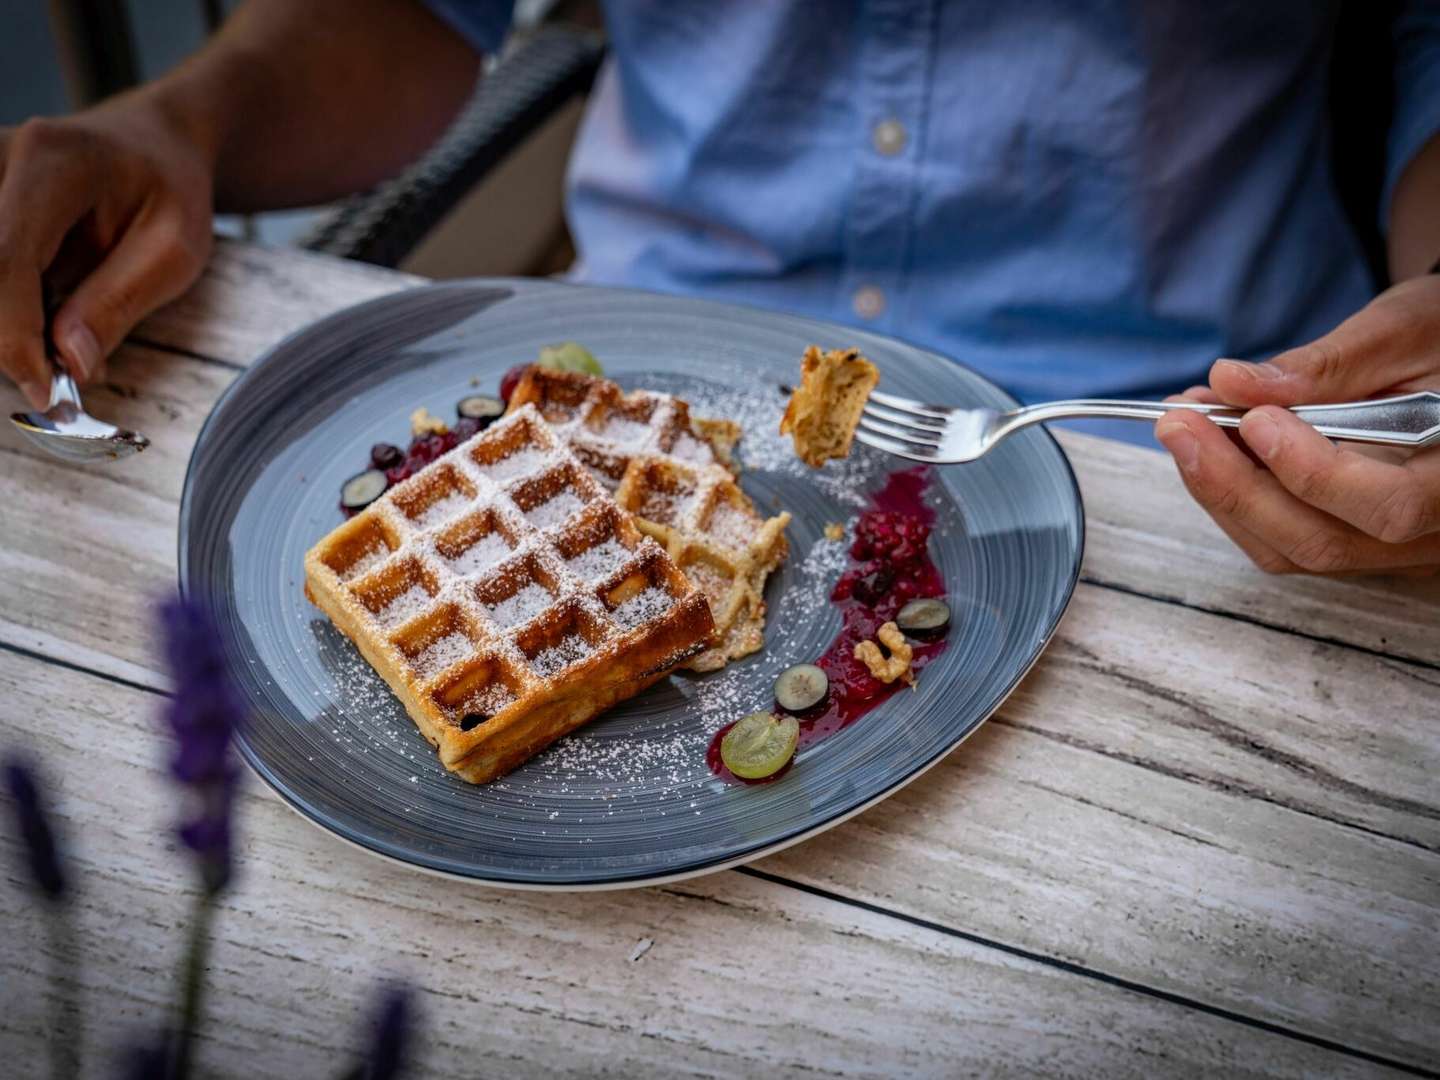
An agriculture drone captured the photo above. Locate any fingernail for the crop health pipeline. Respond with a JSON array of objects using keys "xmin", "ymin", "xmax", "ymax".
[
  {"xmin": 57, "ymin": 322, "xmax": 100, "ymax": 380},
  {"xmin": 1244, "ymin": 412, "xmax": 1282, "ymax": 461},
  {"xmin": 1157, "ymin": 426, "xmax": 1199, "ymax": 471},
  {"xmin": 18, "ymin": 379, "xmax": 50, "ymax": 410},
  {"xmin": 1218, "ymin": 359, "xmax": 1284, "ymax": 382}
]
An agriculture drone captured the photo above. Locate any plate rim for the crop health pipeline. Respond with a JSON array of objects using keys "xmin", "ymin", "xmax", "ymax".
[{"xmin": 177, "ymin": 276, "xmax": 1086, "ymax": 889}]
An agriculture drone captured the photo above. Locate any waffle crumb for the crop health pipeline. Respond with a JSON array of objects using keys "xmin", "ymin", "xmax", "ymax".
[
  {"xmin": 824, "ymin": 522, "xmax": 845, "ymax": 542},
  {"xmin": 855, "ymin": 621, "xmax": 916, "ymax": 686},
  {"xmin": 410, "ymin": 407, "xmax": 449, "ymax": 437},
  {"xmin": 780, "ymin": 346, "xmax": 879, "ymax": 468}
]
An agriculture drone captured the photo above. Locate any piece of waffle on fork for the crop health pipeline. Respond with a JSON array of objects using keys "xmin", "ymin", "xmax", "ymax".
[
  {"xmin": 506, "ymin": 367, "xmax": 791, "ymax": 672},
  {"xmin": 304, "ymin": 404, "xmax": 715, "ymax": 784}
]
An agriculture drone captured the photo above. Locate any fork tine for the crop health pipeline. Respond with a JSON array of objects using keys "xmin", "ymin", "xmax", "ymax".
[
  {"xmin": 858, "ymin": 415, "xmax": 943, "ymax": 447},
  {"xmin": 870, "ymin": 389, "xmax": 952, "ymax": 419},
  {"xmin": 863, "ymin": 400, "xmax": 948, "ymax": 433},
  {"xmin": 855, "ymin": 430, "xmax": 940, "ymax": 463}
]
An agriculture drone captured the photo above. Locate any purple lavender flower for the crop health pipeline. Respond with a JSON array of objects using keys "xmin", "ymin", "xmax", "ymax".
[
  {"xmin": 367, "ymin": 985, "xmax": 414, "ymax": 1080},
  {"xmin": 3, "ymin": 755, "xmax": 66, "ymax": 901},
  {"xmin": 157, "ymin": 595, "xmax": 244, "ymax": 895}
]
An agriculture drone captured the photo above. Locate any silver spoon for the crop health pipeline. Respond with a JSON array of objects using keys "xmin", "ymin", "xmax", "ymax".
[{"xmin": 10, "ymin": 358, "xmax": 150, "ymax": 463}]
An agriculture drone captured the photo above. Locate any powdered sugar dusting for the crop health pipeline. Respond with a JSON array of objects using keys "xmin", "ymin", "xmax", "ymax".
[
  {"xmin": 669, "ymin": 433, "xmax": 714, "ymax": 464},
  {"xmin": 341, "ymin": 544, "xmax": 390, "ymax": 582},
  {"xmin": 531, "ymin": 634, "xmax": 594, "ymax": 678},
  {"xmin": 412, "ymin": 631, "xmax": 473, "ymax": 678},
  {"xmin": 705, "ymin": 500, "xmax": 754, "ymax": 553},
  {"xmin": 445, "ymin": 531, "xmax": 512, "ymax": 576},
  {"xmin": 483, "ymin": 447, "xmax": 550, "ymax": 483},
  {"xmin": 611, "ymin": 587, "xmax": 674, "ymax": 630},
  {"xmin": 487, "ymin": 582, "xmax": 554, "ymax": 629},
  {"xmin": 459, "ymin": 681, "xmax": 516, "ymax": 719},
  {"xmin": 376, "ymin": 584, "xmax": 432, "ymax": 629},
  {"xmin": 414, "ymin": 492, "xmax": 470, "ymax": 529},
  {"xmin": 566, "ymin": 538, "xmax": 630, "ymax": 582},
  {"xmin": 525, "ymin": 489, "xmax": 585, "ymax": 529}
]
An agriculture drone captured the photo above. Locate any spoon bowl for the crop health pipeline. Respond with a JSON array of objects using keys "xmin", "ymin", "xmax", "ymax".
[{"xmin": 9, "ymin": 369, "xmax": 150, "ymax": 463}]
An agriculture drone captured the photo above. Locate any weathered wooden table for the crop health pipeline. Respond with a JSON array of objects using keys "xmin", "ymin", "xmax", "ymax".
[{"xmin": 2, "ymin": 241, "xmax": 1437, "ymax": 1078}]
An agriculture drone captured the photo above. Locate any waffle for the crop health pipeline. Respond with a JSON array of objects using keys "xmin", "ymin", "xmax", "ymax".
[
  {"xmin": 507, "ymin": 367, "xmax": 791, "ymax": 671},
  {"xmin": 304, "ymin": 403, "xmax": 715, "ymax": 784},
  {"xmin": 780, "ymin": 345, "xmax": 879, "ymax": 467}
]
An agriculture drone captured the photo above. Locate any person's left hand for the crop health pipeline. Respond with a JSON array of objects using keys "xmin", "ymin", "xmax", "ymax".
[{"xmin": 1154, "ymin": 273, "xmax": 1440, "ymax": 576}]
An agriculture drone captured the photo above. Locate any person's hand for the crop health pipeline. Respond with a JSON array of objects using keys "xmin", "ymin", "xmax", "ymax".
[
  {"xmin": 0, "ymin": 97, "xmax": 213, "ymax": 409},
  {"xmin": 1155, "ymin": 274, "xmax": 1440, "ymax": 576}
]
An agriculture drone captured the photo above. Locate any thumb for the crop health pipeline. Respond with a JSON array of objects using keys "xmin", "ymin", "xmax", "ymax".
[
  {"xmin": 49, "ymin": 211, "xmax": 207, "ymax": 383},
  {"xmin": 1209, "ymin": 281, "xmax": 1440, "ymax": 407}
]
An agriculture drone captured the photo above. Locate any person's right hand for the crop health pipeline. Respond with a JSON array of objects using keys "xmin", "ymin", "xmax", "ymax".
[{"xmin": 0, "ymin": 97, "xmax": 213, "ymax": 408}]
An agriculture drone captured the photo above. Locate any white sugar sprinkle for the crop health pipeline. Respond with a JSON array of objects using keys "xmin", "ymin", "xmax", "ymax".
[
  {"xmin": 566, "ymin": 538, "xmax": 630, "ymax": 582},
  {"xmin": 526, "ymin": 490, "xmax": 585, "ymax": 529},
  {"xmin": 483, "ymin": 447, "xmax": 549, "ymax": 482},
  {"xmin": 376, "ymin": 584, "xmax": 432, "ymax": 628},
  {"xmin": 705, "ymin": 500, "xmax": 753, "ymax": 553},
  {"xmin": 341, "ymin": 544, "xmax": 390, "ymax": 582},
  {"xmin": 487, "ymin": 582, "xmax": 553, "ymax": 628},
  {"xmin": 530, "ymin": 634, "xmax": 594, "ymax": 678},
  {"xmin": 412, "ymin": 631, "xmax": 473, "ymax": 678},
  {"xmin": 445, "ymin": 531, "xmax": 512, "ymax": 575},
  {"xmin": 414, "ymin": 492, "xmax": 470, "ymax": 529},
  {"xmin": 611, "ymin": 586, "xmax": 673, "ymax": 630}
]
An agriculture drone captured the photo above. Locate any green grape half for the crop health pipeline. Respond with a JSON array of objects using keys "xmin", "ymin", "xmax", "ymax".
[
  {"xmin": 720, "ymin": 711, "xmax": 800, "ymax": 780},
  {"xmin": 537, "ymin": 341, "xmax": 604, "ymax": 376}
]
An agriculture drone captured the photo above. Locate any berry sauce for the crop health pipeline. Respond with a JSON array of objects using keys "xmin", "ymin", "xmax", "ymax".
[{"xmin": 707, "ymin": 466, "xmax": 949, "ymax": 782}]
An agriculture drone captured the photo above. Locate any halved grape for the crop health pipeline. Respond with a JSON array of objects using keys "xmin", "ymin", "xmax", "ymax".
[
  {"xmin": 896, "ymin": 597, "xmax": 950, "ymax": 633},
  {"xmin": 720, "ymin": 711, "xmax": 799, "ymax": 780},
  {"xmin": 341, "ymin": 469, "xmax": 388, "ymax": 511},
  {"xmin": 457, "ymin": 394, "xmax": 505, "ymax": 425},
  {"xmin": 774, "ymin": 664, "xmax": 828, "ymax": 713},
  {"xmin": 538, "ymin": 341, "xmax": 604, "ymax": 376}
]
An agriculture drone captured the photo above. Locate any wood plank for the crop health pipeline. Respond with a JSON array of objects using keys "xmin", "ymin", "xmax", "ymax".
[
  {"xmin": 134, "ymin": 238, "xmax": 421, "ymax": 366},
  {"xmin": 127, "ymin": 240, "xmax": 1440, "ymax": 665},
  {"xmin": 5, "ymin": 241, "xmax": 1438, "ymax": 1068},
  {"xmin": 758, "ymin": 587, "xmax": 1440, "ymax": 1068},
  {"xmin": 0, "ymin": 651, "xmax": 1392, "ymax": 1079},
  {"xmin": 1060, "ymin": 430, "xmax": 1440, "ymax": 666},
  {"xmin": 4, "ymin": 403, "xmax": 1436, "ymax": 1066}
]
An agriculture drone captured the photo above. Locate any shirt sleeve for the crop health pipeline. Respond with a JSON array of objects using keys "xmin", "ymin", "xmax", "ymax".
[
  {"xmin": 423, "ymin": 0, "xmax": 517, "ymax": 55},
  {"xmin": 1383, "ymin": 2, "xmax": 1440, "ymax": 228}
]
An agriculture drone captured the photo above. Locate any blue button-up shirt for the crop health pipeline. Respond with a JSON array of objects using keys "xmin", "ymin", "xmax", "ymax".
[{"xmin": 429, "ymin": 1, "xmax": 1440, "ymax": 415}]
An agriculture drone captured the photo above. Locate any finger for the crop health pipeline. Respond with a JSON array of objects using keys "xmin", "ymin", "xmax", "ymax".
[
  {"xmin": 1155, "ymin": 410, "xmax": 1440, "ymax": 573},
  {"xmin": 1209, "ymin": 279, "xmax": 1440, "ymax": 407},
  {"xmin": 1155, "ymin": 412, "xmax": 1299, "ymax": 573},
  {"xmin": 0, "ymin": 120, "xmax": 99, "ymax": 398},
  {"xmin": 1162, "ymin": 384, "xmax": 1255, "ymax": 458},
  {"xmin": 1238, "ymin": 406, "xmax": 1440, "ymax": 543},
  {"xmin": 0, "ymin": 271, "xmax": 49, "ymax": 409},
  {"xmin": 1165, "ymin": 385, "xmax": 1224, "ymax": 405},
  {"xmin": 50, "ymin": 208, "xmax": 206, "ymax": 382}
]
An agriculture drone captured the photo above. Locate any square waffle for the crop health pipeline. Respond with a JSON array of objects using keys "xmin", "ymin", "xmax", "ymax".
[
  {"xmin": 304, "ymin": 403, "xmax": 715, "ymax": 784},
  {"xmin": 507, "ymin": 367, "xmax": 791, "ymax": 672}
]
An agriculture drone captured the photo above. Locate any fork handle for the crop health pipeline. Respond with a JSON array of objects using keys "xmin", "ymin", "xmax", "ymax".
[{"xmin": 1014, "ymin": 392, "xmax": 1440, "ymax": 448}]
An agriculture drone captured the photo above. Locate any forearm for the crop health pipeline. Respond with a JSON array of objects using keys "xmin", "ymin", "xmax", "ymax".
[
  {"xmin": 121, "ymin": 0, "xmax": 482, "ymax": 212},
  {"xmin": 1387, "ymin": 133, "xmax": 1440, "ymax": 281}
]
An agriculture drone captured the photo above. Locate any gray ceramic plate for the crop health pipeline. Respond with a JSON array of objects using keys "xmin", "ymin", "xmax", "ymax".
[{"xmin": 179, "ymin": 280, "xmax": 1083, "ymax": 889}]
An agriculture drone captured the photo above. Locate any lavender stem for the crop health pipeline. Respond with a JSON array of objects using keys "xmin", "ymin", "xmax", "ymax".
[{"xmin": 172, "ymin": 890, "xmax": 215, "ymax": 1080}]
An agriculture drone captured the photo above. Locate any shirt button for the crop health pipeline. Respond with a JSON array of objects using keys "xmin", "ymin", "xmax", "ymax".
[
  {"xmin": 852, "ymin": 286, "xmax": 886, "ymax": 320},
  {"xmin": 871, "ymin": 118, "xmax": 907, "ymax": 156}
]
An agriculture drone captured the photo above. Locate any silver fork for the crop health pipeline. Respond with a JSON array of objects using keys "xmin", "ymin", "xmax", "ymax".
[{"xmin": 855, "ymin": 389, "xmax": 1440, "ymax": 465}]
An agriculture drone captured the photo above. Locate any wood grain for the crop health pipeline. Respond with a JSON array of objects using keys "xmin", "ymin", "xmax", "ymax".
[
  {"xmin": 3, "ymin": 239, "xmax": 1438, "ymax": 1074},
  {"xmin": 0, "ymin": 653, "xmax": 1395, "ymax": 1080},
  {"xmin": 122, "ymin": 240, "xmax": 1440, "ymax": 666},
  {"xmin": 1062, "ymin": 431, "xmax": 1440, "ymax": 667}
]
